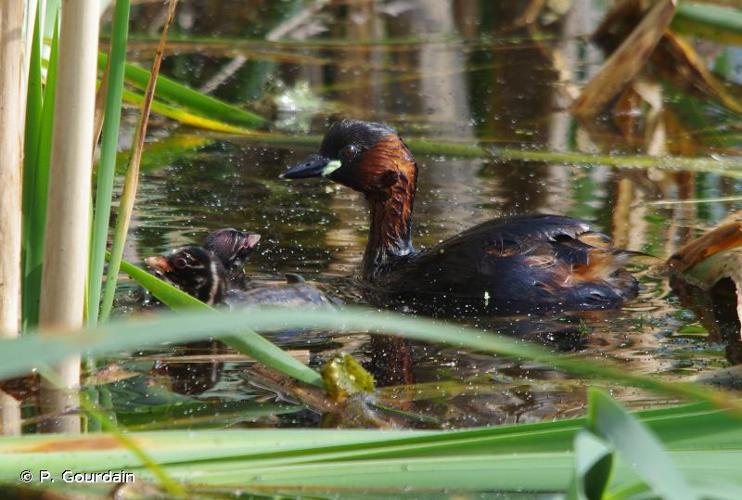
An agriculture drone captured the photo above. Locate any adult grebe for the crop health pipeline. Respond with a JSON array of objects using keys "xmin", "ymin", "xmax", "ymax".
[{"xmin": 282, "ymin": 120, "xmax": 638, "ymax": 314}]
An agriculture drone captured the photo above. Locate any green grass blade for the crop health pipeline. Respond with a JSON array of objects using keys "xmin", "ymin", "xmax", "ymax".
[
  {"xmin": 114, "ymin": 134, "xmax": 211, "ymax": 174},
  {"xmin": 567, "ymin": 431, "xmax": 614, "ymax": 500},
  {"xmin": 117, "ymin": 256, "xmax": 323, "ymax": 387},
  {"xmin": 121, "ymin": 87, "xmax": 257, "ymax": 134},
  {"xmin": 117, "ymin": 257, "xmax": 213, "ymax": 311},
  {"xmin": 23, "ymin": 17, "xmax": 59, "ymax": 329},
  {"xmin": 672, "ymin": 2, "xmax": 742, "ymax": 44},
  {"xmin": 88, "ymin": 0, "xmax": 130, "ymax": 326},
  {"xmin": 419, "ymin": 138, "xmax": 740, "ymax": 178},
  {"xmin": 21, "ymin": 5, "xmax": 43, "ymax": 330},
  {"xmin": 0, "ymin": 404, "xmax": 737, "ymax": 489},
  {"xmin": 36, "ymin": 364, "xmax": 186, "ymax": 497},
  {"xmin": 0, "ymin": 307, "xmax": 740, "ymax": 413},
  {"xmin": 119, "ymin": 400, "xmax": 302, "ymax": 430},
  {"xmin": 98, "ymin": 52, "xmax": 266, "ymax": 128},
  {"xmin": 5, "ymin": 447, "xmax": 735, "ymax": 494},
  {"xmin": 159, "ymin": 450, "xmax": 742, "ymax": 492},
  {"xmin": 99, "ymin": 3, "xmax": 177, "ymax": 324},
  {"xmin": 42, "ymin": 0, "xmax": 61, "ymax": 41},
  {"xmin": 108, "ymin": 122, "xmax": 740, "ymax": 179},
  {"xmin": 588, "ymin": 388, "xmax": 697, "ymax": 500}
]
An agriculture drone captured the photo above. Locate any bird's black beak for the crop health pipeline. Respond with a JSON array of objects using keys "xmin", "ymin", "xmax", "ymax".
[{"xmin": 280, "ymin": 154, "xmax": 340, "ymax": 179}]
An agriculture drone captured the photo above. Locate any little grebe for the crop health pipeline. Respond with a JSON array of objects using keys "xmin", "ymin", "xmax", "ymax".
[
  {"xmin": 145, "ymin": 232, "xmax": 334, "ymax": 308},
  {"xmin": 281, "ymin": 120, "xmax": 639, "ymax": 314}
]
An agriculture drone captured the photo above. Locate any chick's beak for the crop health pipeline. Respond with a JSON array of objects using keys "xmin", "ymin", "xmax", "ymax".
[
  {"xmin": 243, "ymin": 233, "xmax": 261, "ymax": 250},
  {"xmin": 280, "ymin": 154, "xmax": 340, "ymax": 179},
  {"xmin": 145, "ymin": 255, "xmax": 171, "ymax": 274}
]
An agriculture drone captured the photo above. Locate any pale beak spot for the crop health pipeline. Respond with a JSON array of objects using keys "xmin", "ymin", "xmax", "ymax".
[{"xmin": 322, "ymin": 159, "xmax": 342, "ymax": 177}]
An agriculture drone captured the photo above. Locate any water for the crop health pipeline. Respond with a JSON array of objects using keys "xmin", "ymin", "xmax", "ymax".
[{"xmin": 83, "ymin": 0, "xmax": 742, "ymax": 430}]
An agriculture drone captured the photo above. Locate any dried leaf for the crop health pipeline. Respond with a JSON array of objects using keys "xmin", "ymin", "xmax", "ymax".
[
  {"xmin": 667, "ymin": 214, "xmax": 742, "ymax": 272},
  {"xmin": 572, "ymin": 0, "xmax": 676, "ymax": 118},
  {"xmin": 613, "ymin": 85, "xmax": 644, "ymax": 142},
  {"xmin": 652, "ymin": 31, "xmax": 742, "ymax": 114},
  {"xmin": 83, "ymin": 363, "xmax": 137, "ymax": 386},
  {"xmin": 591, "ymin": 0, "xmax": 742, "ymax": 114},
  {"xmin": 668, "ymin": 212, "xmax": 742, "ymax": 363},
  {"xmin": 593, "ymin": 0, "xmax": 646, "ymax": 52}
]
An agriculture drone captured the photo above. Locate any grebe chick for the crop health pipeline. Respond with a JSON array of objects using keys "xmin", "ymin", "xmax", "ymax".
[
  {"xmin": 145, "ymin": 245, "xmax": 335, "ymax": 308},
  {"xmin": 145, "ymin": 246, "xmax": 227, "ymax": 305}
]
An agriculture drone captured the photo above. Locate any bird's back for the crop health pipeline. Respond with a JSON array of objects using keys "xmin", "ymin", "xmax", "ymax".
[{"xmin": 369, "ymin": 214, "xmax": 639, "ymax": 314}]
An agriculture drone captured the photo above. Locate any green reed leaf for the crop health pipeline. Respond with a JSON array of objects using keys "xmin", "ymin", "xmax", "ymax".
[
  {"xmin": 21, "ymin": 4, "xmax": 43, "ymax": 330},
  {"xmin": 0, "ymin": 402, "xmax": 738, "ymax": 494},
  {"xmin": 22, "ymin": 14, "xmax": 59, "ymax": 329},
  {"xmin": 116, "ymin": 256, "xmax": 323, "ymax": 387},
  {"xmin": 1, "ymin": 307, "xmax": 740, "ymax": 414},
  {"xmin": 99, "ymin": 53, "xmax": 266, "ymax": 128},
  {"xmin": 672, "ymin": 2, "xmax": 742, "ymax": 44},
  {"xmin": 567, "ymin": 430, "xmax": 614, "ymax": 500},
  {"xmin": 588, "ymin": 388, "xmax": 697, "ymax": 500},
  {"xmin": 88, "ymin": 0, "xmax": 130, "ymax": 326}
]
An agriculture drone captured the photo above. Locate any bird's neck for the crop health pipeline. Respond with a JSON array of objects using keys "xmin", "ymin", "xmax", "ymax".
[
  {"xmin": 198, "ymin": 259, "xmax": 227, "ymax": 305},
  {"xmin": 362, "ymin": 162, "xmax": 417, "ymax": 281}
]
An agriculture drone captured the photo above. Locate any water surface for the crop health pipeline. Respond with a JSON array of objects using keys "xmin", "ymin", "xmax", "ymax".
[{"xmin": 89, "ymin": 0, "xmax": 741, "ymax": 430}]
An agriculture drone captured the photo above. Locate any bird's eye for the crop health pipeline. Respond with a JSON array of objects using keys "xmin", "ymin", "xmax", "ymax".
[
  {"xmin": 340, "ymin": 145, "xmax": 359, "ymax": 161},
  {"xmin": 173, "ymin": 257, "xmax": 188, "ymax": 269}
]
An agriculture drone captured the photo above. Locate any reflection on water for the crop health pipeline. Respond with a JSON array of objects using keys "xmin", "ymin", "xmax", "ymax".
[{"xmin": 74, "ymin": 0, "xmax": 742, "ymax": 429}]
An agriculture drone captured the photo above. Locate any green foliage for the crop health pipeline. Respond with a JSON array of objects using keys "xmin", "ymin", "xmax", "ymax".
[
  {"xmin": 99, "ymin": 53, "xmax": 266, "ymax": 128},
  {"xmin": 322, "ymin": 353, "xmax": 376, "ymax": 402},
  {"xmin": 2, "ymin": 306, "xmax": 740, "ymax": 413},
  {"xmin": 568, "ymin": 431, "xmax": 614, "ymax": 500},
  {"xmin": 117, "ymin": 257, "xmax": 323, "ymax": 387},
  {"xmin": 98, "ymin": 1, "xmax": 177, "ymax": 324},
  {"xmin": 21, "ymin": 11, "xmax": 59, "ymax": 329},
  {"xmin": 673, "ymin": 2, "xmax": 742, "ymax": 44},
  {"xmin": 588, "ymin": 388, "xmax": 697, "ymax": 499},
  {"xmin": 21, "ymin": 6, "xmax": 43, "ymax": 330},
  {"xmin": 88, "ymin": 0, "xmax": 130, "ymax": 325},
  {"xmin": 0, "ymin": 397, "xmax": 738, "ymax": 495}
]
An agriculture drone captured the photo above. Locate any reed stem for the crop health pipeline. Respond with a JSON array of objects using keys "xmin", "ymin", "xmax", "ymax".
[
  {"xmin": 0, "ymin": 0, "xmax": 27, "ymax": 437},
  {"xmin": 38, "ymin": 0, "xmax": 100, "ymax": 433}
]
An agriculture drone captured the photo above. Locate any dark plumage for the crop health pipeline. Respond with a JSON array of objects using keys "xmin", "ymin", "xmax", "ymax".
[
  {"xmin": 282, "ymin": 120, "xmax": 640, "ymax": 314},
  {"xmin": 145, "ymin": 246, "xmax": 227, "ymax": 305},
  {"xmin": 145, "ymin": 240, "xmax": 335, "ymax": 309}
]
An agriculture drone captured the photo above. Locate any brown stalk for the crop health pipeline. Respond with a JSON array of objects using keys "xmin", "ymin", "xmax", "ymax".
[
  {"xmin": 100, "ymin": 0, "xmax": 178, "ymax": 320},
  {"xmin": 571, "ymin": 0, "xmax": 676, "ymax": 118},
  {"xmin": 129, "ymin": 0, "xmax": 178, "ymax": 176},
  {"xmin": 667, "ymin": 213, "xmax": 742, "ymax": 273},
  {"xmin": 93, "ymin": 50, "xmax": 112, "ymax": 149}
]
